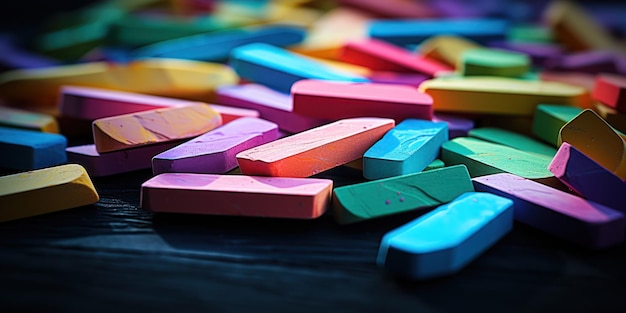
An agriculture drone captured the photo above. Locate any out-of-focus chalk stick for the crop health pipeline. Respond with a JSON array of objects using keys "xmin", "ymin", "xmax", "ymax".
[
  {"xmin": 441, "ymin": 137, "xmax": 553, "ymax": 180},
  {"xmin": 140, "ymin": 173, "xmax": 333, "ymax": 219},
  {"xmin": 595, "ymin": 103, "xmax": 626, "ymax": 134},
  {"xmin": 0, "ymin": 106, "xmax": 59, "ymax": 133},
  {"xmin": 460, "ymin": 48, "xmax": 530, "ymax": 78},
  {"xmin": 488, "ymin": 41, "xmax": 563, "ymax": 67},
  {"xmin": 338, "ymin": 39, "xmax": 453, "ymax": 77},
  {"xmin": 469, "ymin": 127, "xmax": 557, "ymax": 157},
  {"xmin": 539, "ymin": 71, "xmax": 596, "ymax": 92},
  {"xmin": 229, "ymin": 43, "xmax": 368, "ymax": 94},
  {"xmin": 363, "ymin": 119, "xmax": 448, "ymax": 180},
  {"xmin": 236, "ymin": 118, "xmax": 395, "ymax": 178},
  {"xmin": 93, "ymin": 103, "xmax": 222, "ymax": 153},
  {"xmin": 418, "ymin": 35, "xmax": 481, "ymax": 68},
  {"xmin": 559, "ymin": 109, "xmax": 626, "ymax": 180},
  {"xmin": 544, "ymin": 50, "xmax": 621, "ymax": 74},
  {"xmin": 366, "ymin": 71, "xmax": 429, "ymax": 87},
  {"xmin": 418, "ymin": 77, "xmax": 589, "ymax": 115},
  {"xmin": 0, "ymin": 126, "xmax": 67, "ymax": 170},
  {"xmin": 549, "ymin": 142, "xmax": 626, "ymax": 212},
  {"xmin": 593, "ymin": 74, "xmax": 626, "ymax": 113},
  {"xmin": 339, "ymin": 0, "xmax": 438, "ymax": 18},
  {"xmin": 66, "ymin": 141, "xmax": 182, "ymax": 177},
  {"xmin": 0, "ymin": 34, "xmax": 61, "ymax": 70},
  {"xmin": 333, "ymin": 165, "xmax": 474, "ymax": 224},
  {"xmin": 216, "ymin": 84, "xmax": 329, "ymax": 133},
  {"xmin": 133, "ymin": 25, "xmax": 306, "ymax": 61},
  {"xmin": 368, "ymin": 18, "xmax": 508, "ymax": 46},
  {"xmin": 0, "ymin": 164, "xmax": 99, "ymax": 223},
  {"xmin": 152, "ymin": 117, "xmax": 279, "ymax": 175},
  {"xmin": 532, "ymin": 104, "xmax": 582, "ymax": 147},
  {"xmin": 473, "ymin": 173, "xmax": 624, "ymax": 249},
  {"xmin": 209, "ymin": 104, "xmax": 259, "ymax": 124},
  {"xmin": 432, "ymin": 114, "xmax": 474, "ymax": 138},
  {"xmin": 377, "ymin": 192, "xmax": 513, "ymax": 280},
  {"xmin": 291, "ymin": 80, "xmax": 433, "ymax": 122}
]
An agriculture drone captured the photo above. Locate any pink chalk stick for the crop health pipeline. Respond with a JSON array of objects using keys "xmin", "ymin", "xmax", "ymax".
[
  {"xmin": 291, "ymin": 80, "xmax": 433, "ymax": 122},
  {"xmin": 549, "ymin": 142, "xmax": 626, "ymax": 212},
  {"xmin": 152, "ymin": 117, "xmax": 279, "ymax": 175},
  {"xmin": 592, "ymin": 74, "xmax": 626, "ymax": 113},
  {"xmin": 140, "ymin": 173, "xmax": 333, "ymax": 219},
  {"xmin": 209, "ymin": 104, "xmax": 260, "ymax": 124},
  {"xmin": 473, "ymin": 173, "xmax": 624, "ymax": 249},
  {"xmin": 66, "ymin": 141, "xmax": 182, "ymax": 177},
  {"xmin": 339, "ymin": 39, "xmax": 453, "ymax": 77},
  {"xmin": 432, "ymin": 113, "xmax": 475, "ymax": 138},
  {"xmin": 216, "ymin": 84, "xmax": 330, "ymax": 133}
]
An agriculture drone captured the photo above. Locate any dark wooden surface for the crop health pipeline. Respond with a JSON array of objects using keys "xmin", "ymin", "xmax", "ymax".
[{"xmin": 1, "ymin": 165, "xmax": 626, "ymax": 313}]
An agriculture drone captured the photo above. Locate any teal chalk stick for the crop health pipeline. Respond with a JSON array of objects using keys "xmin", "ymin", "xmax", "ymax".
[
  {"xmin": 0, "ymin": 126, "xmax": 67, "ymax": 170},
  {"xmin": 468, "ymin": 127, "xmax": 557, "ymax": 157}
]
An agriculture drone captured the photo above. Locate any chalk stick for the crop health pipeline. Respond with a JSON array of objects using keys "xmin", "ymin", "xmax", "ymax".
[
  {"xmin": 209, "ymin": 104, "xmax": 260, "ymax": 124},
  {"xmin": 229, "ymin": 43, "xmax": 368, "ymax": 94},
  {"xmin": 469, "ymin": 127, "xmax": 557, "ymax": 158},
  {"xmin": 595, "ymin": 103, "xmax": 626, "ymax": 134},
  {"xmin": 460, "ymin": 48, "xmax": 530, "ymax": 78},
  {"xmin": 559, "ymin": 109, "xmax": 626, "ymax": 180},
  {"xmin": 140, "ymin": 173, "xmax": 333, "ymax": 219},
  {"xmin": 366, "ymin": 71, "xmax": 429, "ymax": 87},
  {"xmin": 507, "ymin": 24, "xmax": 555, "ymax": 43},
  {"xmin": 333, "ymin": 165, "xmax": 474, "ymax": 224},
  {"xmin": 0, "ymin": 34, "xmax": 60, "ymax": 70},
  {"xmin": 0, "ymin": 126, "xmax": 67, "ymax": 170},
  {"xmin": 441, "ymin": 137, "xmax": 553, "ymax": 180},
  {"xmin": 92, "ymin": 103, "xmax": 222, "ymax": 153},
  {"xmin": 417, "ymin": 35, "xmax": 481, "ymax": 68},
  {"xmin": 368, "ymin": 18, "xmax": 508, "ymax": 46},
  {"xmin": 539, "ymin": 71, "xmax": 596, "ymax": 92},
  {"xmin": 216, "ymin": 84, "xmax": 329, "ymax": 133},
  {"xmin": 291, "ymin": 80, "xmax": 433, "ymax": 122},
  {"xmin": 66, "ymin": 141, "xmax": 182, "ymax": 177},
  {"xmin": 377, "ymin": 192, "xmax": 513, "ymax": 280},
  {"xmin": 418, "ymin": 76, "xmax": 589, "ymax": 115},
  {"xmin": 549, "ymin": 142, "xmax": 626, "ymax": 212},
  {"xmin": 532, "ymin": 104, "xmax": 582, "ymax": 147},
  {"xmin": 339, "ymin": 0, "xmax": 438, "ymax": 18},
  {"xmin": 152, "ymin": 117, "xmax": 279, "ymax": 175},
  {"xmin": 133, "ymin": 25, "xmax": 306, "ymax": 62},
  {"xmin": 363, "ymin": 119, "xmax": 448, "ymax": 180},
  {"xmin": 544, "ymin": 50, "xmax": 621, "ymax": 74},
  {"xmin": 0, "ymin": 59, "xmax": 238, "ymax": 108},
  {"xmin": 338, "ymin": 39, "xmax": 453, "ymax": 77},
  {"xmin": 432, "ymin": 114, "xmax": 474, "ymax": 138},
  {"xmin": 473, "ymin": 173, "xmax": 624, "ymax": 249},
  {"xmin": 593, "ymin": 74, "xmax": 626, "ymax": 113},
  {"xmin": 0, "ymin": 164, "xmax": 99, "ymax": 223},
  {"xmin": 0, "ymin": 106, "xmax": 59, "ymax": 133},
  {"xmin": 236, "ymin": 118, "xmax": 395, "ymax": 178},
  {"xmin": 488, "ymin": 41, "xmax": 563, "ymax": 67}
]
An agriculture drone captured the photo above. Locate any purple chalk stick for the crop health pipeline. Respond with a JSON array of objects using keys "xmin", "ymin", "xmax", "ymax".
[
  {"xmin": 367, "ymin": 71, "xmax": 430, "ymax": 87},
  {"xmin": 544, "ymin": 50, "xmax": 620, "ymax": 74},
  {"xmin": 66, "ymin": 141, "xmax": 182, "ymax": 177},
  {"xmin": 432, "ymin": 113, "xmax": 475, "ymax": 138},
  {"xmin": 488, "ymin": 41, "xmax": 563, "ymax": 67},
  {"xmin": 152, "ymin": 117, "xmax": 279, "ymax": 175},
  {"xmin": 0, "ymin": 34, "xmax": 60, "ymax": 70},
  {"xmin": 216, "ymin": 84, "xmax": 330, "ymax": 133},
  {"xmin": 473, "ymin": 173, "xmax": 624, "ymax": 249},
  {"xmin": 549, "ymin": 142, "xmax": 626, "ymax": 212}
]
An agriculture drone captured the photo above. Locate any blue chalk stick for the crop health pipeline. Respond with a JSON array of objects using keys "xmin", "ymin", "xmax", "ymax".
[
  {"xmin": 363, "ymin": 119, "xmax": 448, "ymax": 180},
  {"xmin": 377, "ymin": 192, "xmax": 514, "ymax": 280},
  {"xmin": 229, "ymin": 43, "xmax": 369, "ymax": 93},
  {"xmin": 369, "ymin": 18, "xmax": 509, "ymax": 46},
  {"xmin": 133, "ymin": 25, "xmax": 306, "ymax": 62},
  {"xmin": 0, "ymin": 126, "xmax": 67, "ymax": 170}
]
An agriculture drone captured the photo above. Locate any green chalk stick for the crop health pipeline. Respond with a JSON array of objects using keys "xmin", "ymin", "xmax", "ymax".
[
  {"xmin": 460, "ymin": 48, "xmax": 530, "ymax": 78},
  {"xmin": 424, "ymin": 159, "xmax": 445, "ymax": 171},
  {"xmin": 468, "ymin": 127, "xmax": 557, "ymax": 157},
  {"xmin": 333, "ymin": 165, "xmax": 474, "ymax": 224},
  {"xmin": 441, "ymin": 137, "xmax": 553, "ymax": 179},
  {"xmin": 532, "ymin": 104, "xmax": 583, "ymax": 146},
  {"xmin": 508, "ymin": 25, "xmax": 554, "ymax": 43}
]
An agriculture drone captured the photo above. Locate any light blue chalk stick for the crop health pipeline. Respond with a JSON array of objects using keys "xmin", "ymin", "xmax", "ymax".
[
  {"xmin": 377, "ymin": 192, "xmax": 514, "ymax": 280},
  {"xmin": 229, "ymin": 43, "xmax": 369, "ymax": 93},
  {"xmin": 363, "ymin": 119, "xmax": 448, "ymax": 180},
  {"xmin": 0, "ymin": 126, "xmax": 67, "ymax": 170},
  {"xmin": 133, "ymin": 25, "xmax": 306, "ymax": 62},
  {"xmin": 369, "ymin": 18, "xmax": 509, "ymax": 46}
]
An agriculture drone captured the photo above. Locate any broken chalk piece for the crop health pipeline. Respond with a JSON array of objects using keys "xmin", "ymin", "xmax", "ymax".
[
  {"xmin": 152, "ymin": 117, "xmax": 279, "ymax": 175},
  {"xmin": 377, "ymin": 192, "xmax": 513, "ymax": 280},
  {"xmin": 0, "ymin": 164, "xmax": 99, "ymax": 223},
  {"xmin": 468, "ymin": 127, "xmax": 557, "ymax": 158},
  {"xmin": 363, "ymin": 119, "xmax": 448, "ymax": 180},
  {"xmin": 0, "ymin": 126, "xmax": 67, "ymax": 170},
  {"xmin": 549, "ymin": 142, "xmax": 626, "ymax": 212},
  {"xmin": 140, "ymin": 173, "xmax": 333, "ymax": 219},
  {"xmin": 531, "ymin": 104, "xmax": 582, "ymax": 147},
  {"xmin": 460, "ymin": 48, "xmax": 530, "ymax": 78},
  {"xmin": 0, "ymin": 106, "xmax": 59, "ymax": 133},
  {"xmin": 291, "ymin": 79, "xmax": 433, "ymax": 122},
  {"xmin": 333, "ymin": 164, "xmax": 474, "ymax": 224},
  {"xmin": 592, "ymin": 74, "xmax": 626, "ymax": 113},
  {"xmin": 236, "ymin": 117, "xmax": 395, "ymax": 178},
  {"xmin": 92, "ymin": 103, "xmax": 222, "ymax": 154},
  {"xmin": 473, "ymin": 173, "xmax": 624, "ymax": 249}
]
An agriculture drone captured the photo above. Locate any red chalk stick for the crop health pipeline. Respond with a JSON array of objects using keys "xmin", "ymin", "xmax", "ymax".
[
  {"xmin": 140, "ymin": 173, "xmax": 333, "ymax": 219},
  {"xmin": 236, "ymin": 117, "xmax": 395, "ymax": 177},
  {"xmin": 291, "ymin": 80, "xmax": 433, "ymax": 122},
  {"xmin": 592, "ymin": 74, "xmax": 626, "ymax": 113}
]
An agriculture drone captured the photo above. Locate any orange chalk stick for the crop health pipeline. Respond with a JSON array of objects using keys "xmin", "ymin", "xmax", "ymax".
[{"xmin": 236, "ymin": 117, "xmax": 395, "ymax": 177}]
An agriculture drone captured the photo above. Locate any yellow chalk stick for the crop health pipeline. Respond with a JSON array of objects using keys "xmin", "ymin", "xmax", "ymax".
[
  {"xmin": 0, "ymin": 106, "xmax": 59, "ymax": 133},
  {"xmin": 418, "ymin": 35, "xmax": 481, "ymax": 68}
]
